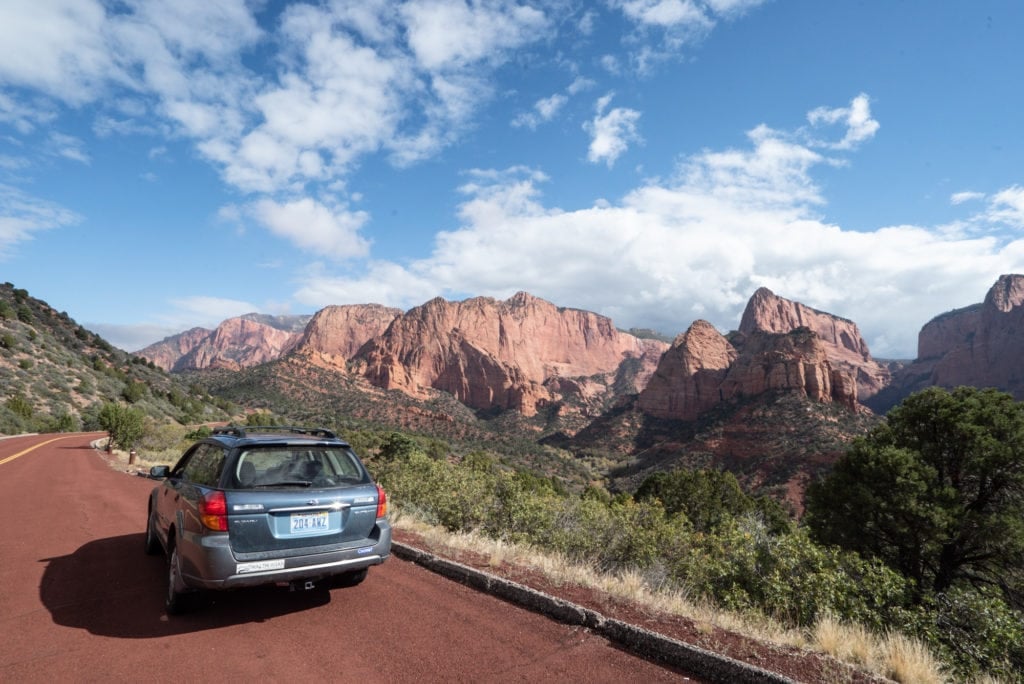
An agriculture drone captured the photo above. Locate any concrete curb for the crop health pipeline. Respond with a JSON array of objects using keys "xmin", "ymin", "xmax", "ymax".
[{"xmin": 391, "ymin": 541, "xmax": 794, "ymax": 684}]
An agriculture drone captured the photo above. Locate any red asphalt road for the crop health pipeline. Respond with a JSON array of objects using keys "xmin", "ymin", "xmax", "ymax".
[{"xmin": 0, "ymin": 433, "xmax": 691, "ymax": 682}]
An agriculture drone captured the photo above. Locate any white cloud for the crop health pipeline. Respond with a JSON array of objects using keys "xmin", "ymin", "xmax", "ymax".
[
  {"xmin": 578, "ymin": 10, "xmax": 598, "ymax": 35},
  {"xmin": 704, "ymin": 0, "xmax": 770, "ymax": 18},
  {"xmin": 806, "ymin": 93, "xmax": 880, "ymax": 150},
  {"xmin": 294, "ymin": 260, "xmax": 438, "ymax": 311},
  {"xmin": 606, "ymin": 0, "xmax": 768, "ymax": 69},
  {"xmin": 612, "ymin": 0, "xmax": 708, "ymax": 28},
  {"xmin": 567, "ymin": 76, "xmax": 597, "ymax": 95},
  {"xmin": 951, "ymin": 191, "xmax": 985, "ymax": 205},
  {"xmin": 986, "ymin": 186, "xmax": 1024, "ymax": 229},
  {"xmin": 248, "ymin": 197, "xmax": 371, "ymax": 259},
  {"xmin": 0, "ymin": 184, "xmax": 81, "ymax": 258},
  {"xmin": 0, "ymin": 0, "xmax": 122, "ymax": 106},
  {"xmin": 0, "ymin": 92, "xmax": 55, "ymax": 134},
  {"xmin": 48, "ymin": 133, "xmax": 90, "ymax": 164},
  {"xmin": 167, "ymin": 295, "xmax": 259, "ymax": 322},
  {"xmin": 585, "ymin": 94, "xmax": 643, "ymax": 166},
  {"xmin": 512, "ymin": 93, "xmax": 568, "ymax": 129},
  {"xmin": 87, "ymin": 322, "xmax": 186, "ymax": 352},
  {"xmin": 0, "ymin": 155, "xmax": 30, "ymax": 172},
  {"xmin": 401, "ymin": 0, "xmax": 549, "ymax": 70}
]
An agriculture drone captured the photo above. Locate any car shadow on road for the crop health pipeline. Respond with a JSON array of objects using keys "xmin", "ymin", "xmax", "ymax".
[{"xmin": 39, "ymin": 533, "xmax": 337, "ymax": 637}]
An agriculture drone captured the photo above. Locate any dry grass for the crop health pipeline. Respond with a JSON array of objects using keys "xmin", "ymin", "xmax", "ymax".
[
  {"xmin": 391, "ymin": 511, "xmax": 950, "ymax": 684},
  {"xmin": 880, "ymin": 631, "xmax": 946, "ymax": 684}
]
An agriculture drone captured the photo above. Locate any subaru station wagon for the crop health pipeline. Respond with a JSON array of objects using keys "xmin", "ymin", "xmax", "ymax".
[{"xmin": 145, "ymin": 426, "xmax": 391, "ymax": 614}]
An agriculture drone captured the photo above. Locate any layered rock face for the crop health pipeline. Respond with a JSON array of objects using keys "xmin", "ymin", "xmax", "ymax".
[
  {"xmin": 136, "ymin": 314, "xmax": 311, "ymax": 371},
  {"xmin": 740, "ymin": 287, "xmax": 889, "ymax": 400},
  {"xmin": 177, "ymin": 317, "xmax": 303, "ymax": 371},
  {"xmin": 922, "ymin": 274, "xmax": 1024, "ymax": 396},
  {"xmin": 917, "ymin": 304, "xmax": 983, "ymax": 360},
  {"xmin": 721, "ymin": 328, "xmax": 858, "ymax": 410},
  {"xmin": 638, "ymin": 321, "xmax": 857, "ymax": 421},
  {"xmin": 137, "ymin": 327, "xmax": 212, "ymax": 371},
  {"xmin": 293, "ymin": 304, "xmax": 402, "ymax": 368},
  {"xmin": 356, "ymin": 292, "xmax": 668, "ymax": 416},
  {"xmin": 637, "ymin": 321, "xmax": 737, "ymax": 420}
]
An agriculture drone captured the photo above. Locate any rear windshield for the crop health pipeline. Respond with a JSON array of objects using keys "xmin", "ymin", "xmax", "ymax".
[{"xmin": 232, "ymin": 446, "xmax": 369, "ymax": 489}]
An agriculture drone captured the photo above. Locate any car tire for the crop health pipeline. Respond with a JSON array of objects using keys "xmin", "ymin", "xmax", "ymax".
[
  {"xmin": 144, "ymin": 508, "xmax": 161, "ymax": 556},
  {"xmin": 166, "ymin": 544, "xmax": 195, "ymax": 615},
  {"xmin": 333, "ymin": 568, "xmax": 368, "ymax": 588}
]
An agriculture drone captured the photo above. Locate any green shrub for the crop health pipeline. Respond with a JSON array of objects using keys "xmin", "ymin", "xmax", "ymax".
[{"xmin": 6, "ymin": 394, "xmax": 33, "ymax": 420}]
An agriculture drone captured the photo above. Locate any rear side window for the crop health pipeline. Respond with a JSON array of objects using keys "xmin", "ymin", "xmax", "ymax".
[
  {"xmin": 233, "ymin": 446, "xmax": 368, "ymax": 489},
  {"xmin": 181, "ymin": 444, "xmax": 227, "ymax": 487}
]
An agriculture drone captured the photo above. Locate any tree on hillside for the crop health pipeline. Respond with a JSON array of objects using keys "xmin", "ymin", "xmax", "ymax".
[
  {"xmin": 805, "ymin": 387, "xmax": 1024, "ymax": 606},
  {"xmin": 99, "ymin": 401, "xmax": 145, "ymax": 451}
]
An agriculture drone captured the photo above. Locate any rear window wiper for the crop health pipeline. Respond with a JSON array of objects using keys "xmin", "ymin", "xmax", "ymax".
[{"xmin": 253, "ymin": 480, "xmax": 313, "ymax": 488}]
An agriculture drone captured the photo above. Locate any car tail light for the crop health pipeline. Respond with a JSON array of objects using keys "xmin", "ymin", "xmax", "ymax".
[
  {"xmin": 200, "ymin": 491, "xmax": 228, "ymax": 531},
  {"xmin": 376, "ymin": 484, "xmax": 388, "ymax": 519}
]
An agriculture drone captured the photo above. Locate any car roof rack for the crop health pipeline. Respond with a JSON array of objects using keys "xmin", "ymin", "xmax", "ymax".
[{"xmin": 211, "ymin": 426, "xmax": 338, "ymax": 440}]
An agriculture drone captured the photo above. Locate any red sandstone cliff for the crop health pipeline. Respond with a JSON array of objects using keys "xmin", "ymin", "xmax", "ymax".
[
  {"xmin": 895, "ymin": 274, "xmax": 1024, "ymax": 399},
  {"xmin": 137, "ymin": 327, "xmax": 212, "ymax": 371},
  {"xmin": 637, "ymin": 320, "xmax": 738, "ymax": 420},
  {"xmin": 293, "ymin": 304, "xmax": 402, "ymax": 369},
  {"xmin": 638, "ymin": 320, "xmax": 858, "ymax": 422},
  {"xmin": 739, "ymin": 287, "xmax": 889, "ymax": 400},
  {"xmin": 177, "ymin": 317, "xmax": 303, "ymax": 371},
  {"xmin": 136, "ymin": 314, "xmax": 311, "ymax": 372},
  {"xmin": 354, "ymin": 292, "xmax": 668, "ymax": 416}
]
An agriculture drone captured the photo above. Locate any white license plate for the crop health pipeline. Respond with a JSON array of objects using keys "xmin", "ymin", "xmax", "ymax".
[
  {"xmin": 237, "ymin": 559, "xmax": 286, "ymax": 574},
  {"xmin": 290, "ymin": 511, "xmax": 329, "ymax": 533}
]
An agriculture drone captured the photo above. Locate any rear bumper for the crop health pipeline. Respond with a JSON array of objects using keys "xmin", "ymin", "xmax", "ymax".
[{"xmin": 179, "ymin": 521, "xmax": 392, "ymax": 590}]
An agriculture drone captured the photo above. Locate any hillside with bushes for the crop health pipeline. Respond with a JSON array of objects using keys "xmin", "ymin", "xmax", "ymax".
[{"xmin": 0, "ymin": 283, "xmax": 230, "ymax": 435}]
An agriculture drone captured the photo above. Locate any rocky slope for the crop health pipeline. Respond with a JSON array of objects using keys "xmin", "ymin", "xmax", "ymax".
[
  {"xmin": 354, "ymin": 292, "xmax": 668, "ymax": 416},
  {"xmin": 0, "ymin": 283, "xmax": 226, "ymax": 432}
]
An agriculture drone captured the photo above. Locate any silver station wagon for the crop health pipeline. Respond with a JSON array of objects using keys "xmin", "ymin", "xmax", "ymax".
[{"xmin": 145, "ymin": 426, "xmax": 391, "ymax": 614}]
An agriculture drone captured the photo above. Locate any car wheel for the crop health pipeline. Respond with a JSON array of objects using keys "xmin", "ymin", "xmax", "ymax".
[
  {"xmin": 144, "ymin": 508, "xmax": 161, "ymax": 556},
  {"xmin": 165, "ymin": 545, "xmax": 194, "ymax": 615},
  {"xmin": 333, "ymin": 568, "xmax": 368, "ymax": 588}
]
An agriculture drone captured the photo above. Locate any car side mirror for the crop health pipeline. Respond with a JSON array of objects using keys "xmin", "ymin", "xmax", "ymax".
[{"xmin": 149, "ymin": 465, "xmax": 170, "ymax": 479}]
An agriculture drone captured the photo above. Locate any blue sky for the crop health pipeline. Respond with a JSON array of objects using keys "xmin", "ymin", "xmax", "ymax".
[{"xmin": 2, "ymin": 0, "xmax": 1023, "ymax": 358}]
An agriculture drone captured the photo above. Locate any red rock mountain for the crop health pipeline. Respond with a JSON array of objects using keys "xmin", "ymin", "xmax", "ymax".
[
  {"xmin": 177, "ymin": 317, "xmax": 304, "ymax": 371},
  {"xmin": 137, "ymin": 326, "xmax": 212, "ymax": 371},
  {"xmin": 292, "ymin": 304, "xmax": 403, "ymax": 368},
  {"xmin": 639, "ymin": 289, "xmax": 876, "ymax": 421},
  {"xmin": 884, "ymin": 274, "xmax": 1024, "ymax": 404},
  {"xmin": 137, "ymin": 277, "xmax": 1024, "ymax": 426},
  {"xmin": 739, "ymin": 287, "xmax": 889, "ymax": 400},
  {"xmin": 138, "ymin": 314, "xmax": 311, "ymax": 372},
  {"xmin": 352, "ymin": 292, "xmax": 668, "ymax": 416}
]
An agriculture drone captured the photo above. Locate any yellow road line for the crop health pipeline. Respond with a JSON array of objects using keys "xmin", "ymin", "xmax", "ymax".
[{"xmin": 0, "ymin": 436, "xmax": 71, "ymax": 466}]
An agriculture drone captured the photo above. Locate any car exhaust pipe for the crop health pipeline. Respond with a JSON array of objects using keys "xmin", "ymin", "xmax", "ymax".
[{"xmin": 289, "ymin": 579, "xmax": 317, "ymax": 592}]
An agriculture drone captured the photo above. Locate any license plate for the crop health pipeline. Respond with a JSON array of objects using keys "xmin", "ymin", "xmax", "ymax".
[
  {"xmin": 290, "ymin": 511, "xmax": 328, "ymax": 533},
  {"xmin": 237, "ymin": 559, "xmax": 286, "ymax": 574}
]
